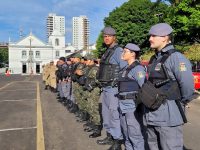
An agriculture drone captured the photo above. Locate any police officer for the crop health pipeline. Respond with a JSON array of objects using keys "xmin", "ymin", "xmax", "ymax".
[
  {"xmin": 57, "ymin": 57, "xmax": 68, "ymax": 102},
  {"xmin": 118, "ymin": 43, "xmax": 146, "ymax": 150},
  {"xmin": 96, "ymin": 27, "xmax": 127, "ymax": 150},
  {"xmin": 49, "ymin": 61, "xmax": 57, "ymax": 92},
  {"xmin": 143, "ymin": 23, "xmax": 194, "ymax": 150},
  {"xmin": 44, "ymin": 62, "xmax": 51, "ymax": 90}
]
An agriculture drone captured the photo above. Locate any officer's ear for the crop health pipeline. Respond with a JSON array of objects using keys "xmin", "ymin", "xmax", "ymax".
[{"xmin": 112, "ymin": 35, "xmax": 116, "ymax": 42}]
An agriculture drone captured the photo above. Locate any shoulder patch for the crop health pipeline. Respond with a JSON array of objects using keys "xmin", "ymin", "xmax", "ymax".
[
  {"xmin": 137, "ymin": 71, "xmax": 144, "ymax": 79},
  {"xmin": 179, "ymin": 62, "xmax": 187, "ymax": 71}
]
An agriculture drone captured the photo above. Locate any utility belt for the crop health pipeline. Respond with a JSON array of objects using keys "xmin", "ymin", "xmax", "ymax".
[
  {"xmin": 100, "ymin": 82, "xmax": 118, "ymax": 88},
  {"xmin": 115, "ymin": 93, "xmax": 137, "ymax": 100}
]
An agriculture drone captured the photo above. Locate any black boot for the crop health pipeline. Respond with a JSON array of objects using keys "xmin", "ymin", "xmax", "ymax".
[
  {"xmin": 44, "ymin": 85, "xmax": 48, "ymax": 90},
  {"xmin": 89, "ymin": 125, "xmax": 102, "ymax": 138},
  {"xmin": 75, "ymin": 109, "xmax": 83, "ymax": 118},
  {"xmin": 84, "ymin": 121, "xmax": 94, "ymax": 131},
  {"xmin": 107, "ymin": 140, "xmax": 122, "ymax": 150},
  {"xmin": 84, "ymin": 125, "xmax": 94, "ymax": 132},
  {"xmin": 77, "ymin": 111, "xmax": 89, "ymax": 122},
  {"xmin": 69, "ymin": 104, "xmax": 79, "ymax": 113},
  {"xmin": 67, "ymin": 101, "xmax": 73, "ymax": 110},
  {"xmin": 52, "ymin": 88, "xmax": 57, "ymax": 93},
  {"xmin": 83, "ymin": 121, "xmax": 93, "ymax": 128},
  {"xmin": 96, "ymin": 132, "xmax": 113, "ymax": 145},
  {"xmin": 58, "ymin": 97, "xmax": 64, "ymax": 103},
  {"xmin": 61, "ymin": 97, "xmax": 67, "ymax": 104},
  {"xmin": 63, "ymin": 99, "xmax": 69, "ymax": 106}
]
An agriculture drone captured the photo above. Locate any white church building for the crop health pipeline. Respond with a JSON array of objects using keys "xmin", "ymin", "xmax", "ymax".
[{"xmin": 9, "ymin": 31, "xmax": 76, "ymax": 74}]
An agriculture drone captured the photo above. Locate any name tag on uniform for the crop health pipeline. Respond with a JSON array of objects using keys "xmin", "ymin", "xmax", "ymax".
[
  {"xmin": 179, "ymin": 63, "xmax": 187, "ymax": 71},
  {"xmin": 155, "ymin": 63, "xmax": 161, "ymax": 71}
]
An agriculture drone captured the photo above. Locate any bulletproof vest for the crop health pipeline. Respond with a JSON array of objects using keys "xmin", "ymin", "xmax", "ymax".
[
  {"xmin": 148, "ymin": 49, "xmax": 181, "ymax": 99},
  {"xmin": 118, "ymin": 61, "xmax": 140, "ymax": 93},
  {"xmin": 66, "ymin": 64, "xmax": 73, "ymax": 77},
  {"xmin": 61, "ymin": 64, "xmax": 69, "ymax": 79},
  {"xmin": 96, "ymin": 45, "xmax": 120, "ymax": 85},
  {"xmin": 56, "ymin": 65, "xmax": 63, "ymax": 80}
]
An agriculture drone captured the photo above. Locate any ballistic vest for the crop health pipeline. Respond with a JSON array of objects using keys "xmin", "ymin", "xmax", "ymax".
[
  {"xmin": 97, "ymin": 45, "xmax": 120, "ymax": 86},
  {"xmin": 118, "ymin": 61, "xmax": 140, "ymax": 93},
  {"xmin": 148, "ymin": 49, "xmax": 181, "ymax": 99}
]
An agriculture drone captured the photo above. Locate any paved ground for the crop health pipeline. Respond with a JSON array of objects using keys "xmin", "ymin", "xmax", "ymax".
[{"xmin": 0, "ymin": 74, "xmax": 199, "ymax": 150}]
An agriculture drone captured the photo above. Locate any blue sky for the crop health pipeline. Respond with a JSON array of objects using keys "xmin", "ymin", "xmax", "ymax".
[{"xmin": 0, "ymin": 0, "xmax": 130, "ymax": 44}]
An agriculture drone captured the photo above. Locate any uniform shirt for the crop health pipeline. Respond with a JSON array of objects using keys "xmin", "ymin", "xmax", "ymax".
[
  {"xmin": 119, "ymin": 63, "xmax": 146, "ymax": 114},
  {"xmin": 109, "ymin": 43, "xmax": 128, "ymax": 69},
  {"xmin": 145, "ymin": 44, "xmax": 194, "ymax": 126}
]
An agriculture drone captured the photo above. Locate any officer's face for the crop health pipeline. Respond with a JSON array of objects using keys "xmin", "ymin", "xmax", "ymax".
[
  {"xmin": 149, "ymin": 35, "xmax": 168, "ymax": 51},
  {"xmin": 88, "ymin": 60, "xmax": 94, "ymax": 66},
  {"xmin": 122, "ymin": 48, "xmax": 134, "ymax": 61},
  {"xmin": 103, "ymin": 34, "xmax": 116, "ymax": 46}
]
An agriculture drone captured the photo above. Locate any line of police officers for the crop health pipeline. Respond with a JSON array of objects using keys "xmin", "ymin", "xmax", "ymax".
[{"xmin": 42, "ymin": 23, "xmax": 194, "ymax": 150}]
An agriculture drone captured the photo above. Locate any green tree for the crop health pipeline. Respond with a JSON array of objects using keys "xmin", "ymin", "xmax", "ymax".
[
  {"xmin": 184, "ymin": 44, "xmax": 200, "ymax": 61},
  {"xmin": 96, "ymin": 0, "xmax": 169, "ymax": 56},
  {"xmin": 0, "ymin": 48, "xmax": 8, "ymax": 63},
  {"xmin": 93, "ymin": 32, "xmax": 106, "ymax": 58},
  {"xmin": 166, "ymin": 0, "xmax": 200, "ymax": 44},
  {"xmin": 155, "ymin": 0, "xmax": 181, "ymax": 6}
]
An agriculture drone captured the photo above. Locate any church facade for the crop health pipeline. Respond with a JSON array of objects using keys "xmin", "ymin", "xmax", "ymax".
[{"xmin": 9, "ymin": 31, "xmax": 76, "ymax": 74}]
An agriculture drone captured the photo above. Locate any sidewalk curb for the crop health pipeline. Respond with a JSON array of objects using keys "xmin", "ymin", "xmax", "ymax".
[
  {"xmin": 191, "ymin": 90, "xmax": 200, "ymax": 105},
  {"xmin": 194, "ymin": 90, "xmax": 200, "ymax": 100}
]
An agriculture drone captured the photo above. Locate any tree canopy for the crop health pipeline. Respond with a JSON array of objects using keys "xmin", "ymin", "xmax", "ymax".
[
  {"xmin": 95, "ymin": 0, "xmax": 169, "ymax": 57},
  {"xmin": 0, "ymin": 48, "xmax": 8, "ymax": 63},
  {"xmin": 166, "ymin": 0, "xmax": 200, "ymax": 44},
  {"xmin": 184, "ymin": 44, "xmax": 200, "ymax": 61},
  {"xmin": 95, "ymin": 0, "xmax": 200, "ymax": 60}
]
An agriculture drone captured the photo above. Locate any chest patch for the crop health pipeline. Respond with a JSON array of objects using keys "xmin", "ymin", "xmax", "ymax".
[{"xmin": 155, "ymin": 63, "xmax": 161, "ymax": 71}]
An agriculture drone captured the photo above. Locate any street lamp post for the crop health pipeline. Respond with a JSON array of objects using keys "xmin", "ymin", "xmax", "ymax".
[{"xmin": 28, "ymin": 35, "xmax": 34, "ymax": 75}]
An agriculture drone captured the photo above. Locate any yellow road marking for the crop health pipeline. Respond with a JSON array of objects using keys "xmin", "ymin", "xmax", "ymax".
[{"xmin": 37, "ymin": 81, "xmax": 45, "ymax": 150}]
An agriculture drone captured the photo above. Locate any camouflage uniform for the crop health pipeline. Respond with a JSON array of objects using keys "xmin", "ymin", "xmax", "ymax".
[
  {"xmin": 49, "ymin": 63, "xmax": 57, "ymax": 90},
  {"xmin": 44, "ymin": 63, "xmax": 51, "ymax": 88},
  {"xmin": 85, "ymin": 65, "xmax": 101, "ymax": 125},
  {"xmin": 73, "ymin": 62, "xmax": 85, "ymax": 110}
]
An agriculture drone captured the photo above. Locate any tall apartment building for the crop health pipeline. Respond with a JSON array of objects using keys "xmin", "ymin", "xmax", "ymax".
[
  {"xmin": 72, "ymin": 16, "xmax": 89, "ymax": 50},
  {"xmin": 46, "ymin": 13, "xmax": 65, "ymax": 38}
]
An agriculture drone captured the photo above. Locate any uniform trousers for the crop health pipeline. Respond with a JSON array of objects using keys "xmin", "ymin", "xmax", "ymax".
[
  {"xmin": 100, "ymin": 87, "xmax": 123, "ymax": 140},
  {"xmin": 120, "ymin": 111, "xmax": 144, "ymax": 150},
  {"xmin": 146, "ymin": 125, "xmax": 183, "ymax": 150}
]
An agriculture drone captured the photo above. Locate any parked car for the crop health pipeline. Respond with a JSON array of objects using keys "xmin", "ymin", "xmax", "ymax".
[{"xmin": 192, "ymin": 61, "xmax": 200, "ymax": 90}]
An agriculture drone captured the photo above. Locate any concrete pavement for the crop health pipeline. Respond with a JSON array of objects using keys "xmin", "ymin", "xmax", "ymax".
[{"xmin": 0, "ymin": 74, "xmax": 199, "ymax": 150}]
